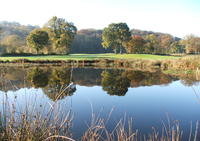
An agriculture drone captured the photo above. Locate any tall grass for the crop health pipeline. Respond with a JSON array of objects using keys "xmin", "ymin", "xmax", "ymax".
[
  {"xmin": 81, "ymin": 112, "xmax": 199, "ymax": 141},
  {"xmin": 0, "ymin": 92, "xmax": 74, "ymax": 141}
]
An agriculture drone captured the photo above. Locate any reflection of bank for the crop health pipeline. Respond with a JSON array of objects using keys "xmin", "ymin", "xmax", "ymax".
[
  {"xmin": 0, "ymin": 67, "xmax": 77, "ymax": 100},
  {"xmin": 1, "ymin": 66, "xmax": 200, "ymax": 98}
]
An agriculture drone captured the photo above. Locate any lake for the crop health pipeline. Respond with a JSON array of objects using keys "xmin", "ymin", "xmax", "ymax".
[{"xmin": 0, "ymin": 66, "xmax": 200, "ymax": 140}]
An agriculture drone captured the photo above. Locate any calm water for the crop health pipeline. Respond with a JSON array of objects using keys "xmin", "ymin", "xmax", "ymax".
[{"xmin": 0, "ymin": 66, "xmax": 200, "ymax": 139}]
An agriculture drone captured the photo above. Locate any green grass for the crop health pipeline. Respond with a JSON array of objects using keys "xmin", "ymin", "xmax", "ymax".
[{"xmin": 0, "ymin": 54, "xmax": 179, "ymax": 61}]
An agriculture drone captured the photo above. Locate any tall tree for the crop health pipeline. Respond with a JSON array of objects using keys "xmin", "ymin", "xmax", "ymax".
[
  {"xmin": 181, "ymin": 35, "xmax": 200, "ymax": 54},
  {"xmin": 102, "ymin": 23, "xmax": 131, "ymax": 54},
  {"xmin": 126, "ymin": 35, "xmax": 146, "ymax": 53},
  {"xmin": 26, "ymin": 29, "xmax": 49, "ymax": 54},
  {"xmin": 170, "ymin": 41, "xmax": 185, "ymax": 53},
  {"xmin": 159, "ymin": 34, "xmax": 174, "ymax": 54},
  {"xmin": 144, "ymin": 34, "xmax": 159, "ymax": 54},
  {"xmin": 44, "ymin": 16, "xmax": 77, "ymax": 54}
]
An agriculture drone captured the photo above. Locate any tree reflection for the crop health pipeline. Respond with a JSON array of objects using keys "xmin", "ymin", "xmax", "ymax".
[
  {"xmin": 125, "ymin": 70, "xmax": 175, "ymax": 87},
  {"xmin": 101, "ymin": 69, "xmax": 177, "ymax": 96},
  {"xmin": 101, "ymin": 70, "xmax": 130, "ymax": 96},
  {"xmin": 2, "ymin": 66, "xmax": 200, "ymax": 99},
  {"xmin": 28, "ymin": 68, "xmax": 49, "ymax": 88},
  {"xmin": 27, "ymin": 67, "xmax": 76, "ymax": 101},
  {"xmin": 44, "ymin": 68, "xmax": 76, "ymax": 101}
]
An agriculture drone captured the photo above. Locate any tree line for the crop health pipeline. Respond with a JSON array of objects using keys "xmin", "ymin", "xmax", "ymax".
[{"xmin": 0, "ymin": 17, "xmax": 200, "ymax": 55}]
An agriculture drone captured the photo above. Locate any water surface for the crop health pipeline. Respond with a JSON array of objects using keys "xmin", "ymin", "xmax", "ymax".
[{"xmin": 0, "ymin": 66, "xmax": 200, "ymax": 139}]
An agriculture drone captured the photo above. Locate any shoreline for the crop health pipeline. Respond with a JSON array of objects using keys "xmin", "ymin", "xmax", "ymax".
[
  {"xmin": 0, "ymin": 57, "xmax": 198, "ymax": 71},
  {"xmin": 0, "ymin": 58, "xmax": 163, "ymax": 69}
]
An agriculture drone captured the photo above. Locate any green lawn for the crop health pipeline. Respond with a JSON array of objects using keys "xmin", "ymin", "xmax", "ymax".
[{"xmin": 0, "ymin": 54, "xmax": 179, "ymax": 61}]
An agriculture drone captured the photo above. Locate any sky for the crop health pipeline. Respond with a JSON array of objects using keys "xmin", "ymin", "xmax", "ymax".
[{"xmin": 0, "ymin": 0, "xmax": 200, "ymax": 37}]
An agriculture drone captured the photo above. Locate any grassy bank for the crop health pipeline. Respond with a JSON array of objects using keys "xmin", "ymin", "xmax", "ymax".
[
  {"xmin": 1, "ymin": 54, "xmax": 200, "ymax": 71},
  {"xmin": 0, "ymin": 54, "xmax": 178, "ymax": 61}
]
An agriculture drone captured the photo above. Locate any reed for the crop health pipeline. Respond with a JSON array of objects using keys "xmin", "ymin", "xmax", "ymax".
[
  {"xmin": 81, "ymin": 112, "xmax": 199, "ymax": 141},
  {"xmin": 0, "ymin": 93, "xmax": 73, "ymax": 141}
]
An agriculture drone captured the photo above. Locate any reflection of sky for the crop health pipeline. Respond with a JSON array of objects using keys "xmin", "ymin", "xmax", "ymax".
[{"xmin": 0, "ymin": 81, "xmax": 200, "ymax": 139}]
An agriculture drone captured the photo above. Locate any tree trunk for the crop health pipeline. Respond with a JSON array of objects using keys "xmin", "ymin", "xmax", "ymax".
[
  {"xmin": 114, "ymin": 48, "xmax": 117, "ymax": 54},
  {"xmin": 120, "ymin": 46, "xmax": 122, "ymax": 54}
]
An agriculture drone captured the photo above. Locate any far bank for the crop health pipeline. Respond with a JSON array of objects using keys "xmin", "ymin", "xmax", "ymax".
[{"xmin": 0, "ymin": 54, "xmax": 199, "ymax": 71}]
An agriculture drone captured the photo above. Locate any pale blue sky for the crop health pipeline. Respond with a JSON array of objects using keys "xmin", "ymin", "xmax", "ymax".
[{"xmin": 0, "ymin": 0, "xmax": 199, "ymax": 37}]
